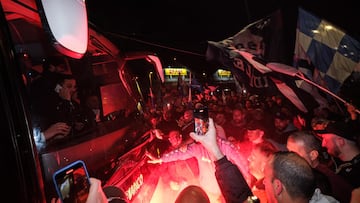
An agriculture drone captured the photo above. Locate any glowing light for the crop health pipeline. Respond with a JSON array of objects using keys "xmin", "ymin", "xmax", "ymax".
[
  {"xmin": 164, "ymin": 68, "xmax": 187, "ymax": 76},
  {"xmin": 217, "ymin": 69, "xmax": 232, "ymax": 77},
  {"xmin": 312, "ymin": 29, "xmax": 320, "ymax": 34},
  {"xmin": 324, "ymin": 25, "xmax": 333, "ymax": 30}
]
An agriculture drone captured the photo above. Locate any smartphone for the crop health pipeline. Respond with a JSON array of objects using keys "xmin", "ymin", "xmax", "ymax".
[
  {"xmin": 53, "ymin": 160, "xmax": 90, "ymax": 203},
  {"xmin": 55, "ymin": 84, "xmax": 63, "ymax": 93},
  {"xmin": 193, "ymin": 107, "xmax": 209, "ymax": 136}
]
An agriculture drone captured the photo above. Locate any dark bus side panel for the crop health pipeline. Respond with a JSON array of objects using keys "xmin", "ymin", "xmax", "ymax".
[
  {"xmin": 0, "ymin": 5, "xmax": 45, "ymax": 203},
  {"xmin": 40, "ymin": 126, "xmax": 130, "ymax": 198}
]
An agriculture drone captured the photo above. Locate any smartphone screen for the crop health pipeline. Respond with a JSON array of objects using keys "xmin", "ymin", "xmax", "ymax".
[
  {"xmin": 53, "ymin": 160, "xmax": 90, "ymax": 203},
  {"xmin": 193, "ymin": 107, "xmax": 209, "ymax": 136}
]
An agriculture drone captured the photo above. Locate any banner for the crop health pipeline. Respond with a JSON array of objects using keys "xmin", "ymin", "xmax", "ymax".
[
  {"xmin": 206, "ymin": 9, "xmax": 319, "ymax": 113},
  {"xmin": 206, "ymin": 11, "xmax": 277, "ymax": 93}
]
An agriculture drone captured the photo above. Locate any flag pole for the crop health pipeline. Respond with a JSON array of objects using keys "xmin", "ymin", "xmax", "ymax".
[
  {"xmin": 188, "ymin": 72, "xmax": 192, "ymax": 103},
  {"xmin": 267, "ymin": 62, "xmax": 360, "ymax": 114},
  {"xmin": 294, "ymin": 72, "xmax": 360, "ymax": 114}
]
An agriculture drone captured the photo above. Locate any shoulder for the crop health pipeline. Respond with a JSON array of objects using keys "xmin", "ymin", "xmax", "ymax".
[
  {"xmin": 217, "ymin": 138, "xmax": 240, "ymax": 151},
  {"xmin": 215, "ymin": 124, "xmax": 227, "ymax": 139},
  {"xmin": 310, "ymin": 188, "xmax": 339, "ymax": 203}
]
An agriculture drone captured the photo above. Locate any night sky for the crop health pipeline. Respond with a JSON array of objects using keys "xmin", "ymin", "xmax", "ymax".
[{"xmin": 86, "ymin": 0, "xmax": 360, "ymax": 74}]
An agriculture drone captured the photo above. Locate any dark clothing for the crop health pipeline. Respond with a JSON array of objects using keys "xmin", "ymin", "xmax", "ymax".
[
  {"xmin": 147, "ymin": 137, "xmax": 171, "ymax": 158},
  {"xmin": 30, "ymin": 71, "xmax": 81, "ymax": 132},
  {"xmin": 31, "ymin": 84, "xmax": 83, "ymax": 142},
  {"xmin": 81, "ymin": 107, "xmax": 105, "ymax": 128},
  {"xmin": 267, "ymin": 123, "xmax": 298, "ymax": 151},
  {"xmin": 180, "ymin": 120, "xmax": 195, "ymax": 142},
  {"xmin": 214, "ymin": 156, "xmax": 253, "ymax": 203},
  {"xmin": 32, "ymin": 91, "xmax": 79, "ymax": 131},
  {"xmin": 157, "ymin": 119, "xmax": 179, "ymax": 135},
  {"xmin": 272, "ymin": 123, "xmax": 298, "ymax": 145},
  {"xmin": 336, "ymin": 153, "xmax": 360, "ymax": 188},
  {"xmin": 315, "ymin": 164, "xmax": 352, "ymax": 203},
  {"xmin": 223, "ymin": 121, "xmax": 247, "ymax": 142},
  {"xmin": 313, "ymin": 169, "xmax": 332, "ymax": 197}
]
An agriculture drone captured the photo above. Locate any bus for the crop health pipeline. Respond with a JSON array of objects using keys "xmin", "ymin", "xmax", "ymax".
[{"xmin": 0, "ymin": 0, "xmax": 164, "ymax": 201}]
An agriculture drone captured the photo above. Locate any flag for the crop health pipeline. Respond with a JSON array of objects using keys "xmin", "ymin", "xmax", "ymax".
[
  {"xmin": 294, "ymin": 8, "xmax": 360, "ymax": 96},
  {"xmin": 190, "ymin": 74, "xmax": 203, "ymax": 93},
  {"xmin": 206, "ymin": 9, "xmax": 320, "ymax": 113},
  {"xmin": 206, "ymin": 10, "xmax": 282, "ymax": 95}
]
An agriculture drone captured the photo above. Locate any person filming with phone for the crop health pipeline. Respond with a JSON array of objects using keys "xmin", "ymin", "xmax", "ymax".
[{"xmin": 146, "ymin": 106, "xmax": 250, "ymax": 202}]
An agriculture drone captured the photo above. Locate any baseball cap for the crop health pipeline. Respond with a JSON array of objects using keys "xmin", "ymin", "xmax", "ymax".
[{"xmin": 315, "ymin": 121, "xmax": 358, "ymax": 142}]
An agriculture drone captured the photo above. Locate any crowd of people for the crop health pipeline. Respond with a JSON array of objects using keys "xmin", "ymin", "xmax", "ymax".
[
  {"xmin": 36, "ymin": 60, "xmax": 360, "ymax": 203},
  {"xmin": 140, "ymin": 81, "xmax": 360, "ymax": 203}
]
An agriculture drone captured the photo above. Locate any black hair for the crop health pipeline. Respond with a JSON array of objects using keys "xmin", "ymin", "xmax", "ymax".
[
  {"xmin": 57, "ymin": 73, "xmax": 75, "ymax": 85},
  {"xmin": 254, "ymin": 140, "xmax": 278, "ymax": 157},
  {"xmin": 175, "ymin": 185, "xmax": 210, "ymax": 203},
  {"xmin": 288, "ymin": 131, "xmax": 322, "ymax": 153},
  {"xmin": 272, "ymin": 151, "xmax": 316, "ymax": 200}
]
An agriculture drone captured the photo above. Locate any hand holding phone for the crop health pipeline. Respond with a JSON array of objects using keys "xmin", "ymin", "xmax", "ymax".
[
  {"xmin": 53, "ymin": 160, "xmax": 90, "ymax": 203},
  {"xmin": 194, "ymin": 107, "xmax": 209, "ymax": 136},
  {"xmin": 54, "ymin": 84, "xmax": 63, "ymax": 93}
]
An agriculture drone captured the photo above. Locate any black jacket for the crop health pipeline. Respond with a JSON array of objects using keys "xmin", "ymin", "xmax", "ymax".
[{"xmin": 214, "ymin": 156, "xmax": 253, "ymax": 203}]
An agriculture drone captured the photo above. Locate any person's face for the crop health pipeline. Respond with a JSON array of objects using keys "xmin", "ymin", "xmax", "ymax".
[
  {"xmin": 248, "ymin": 148, "xmax": 267, "ymax": 179},
  {"xmin": 150, "ymin": 117, "xmax": 158, "ymax": 126},
  {"xmin": 168, "ymin": 131, "xmax": 182, "ymax": 147},
  {"xmin": 263, "ymin": 157, "xmax": 278, "ymax": 203},
  {"xmin": 175, "ymin": 105, "xmax": 184, "ymax": 113},
  {"xmin": 183, "ymin": 110, "xmax": 193, "ymax": 122},
  {"xmin": 286, "ymin": 139, "xmax": 312, "ymax": 165},
  {"xmin": 232, "ymin": 109, "xmax": 244, "ymax": 124},
  {"xmin": 274, "ymin": 118, "xmax": 289, "ymax": 131},
  {"xmin": 62, "ymin": 78, "xmax": 77, "ymax": 94},
  {"xmin": 246, "ymin": 129, "xmax": 263, "ymax": 142},
  {"xmin": 245, "ymin": 100, "xmax": 253, "ymax": 109},
  {"xmin": 163, "ymin": 111, "xmax": 172, "ymax": 121},
  {"xmin": 275, "ymin": 97, "xmax": 282, "ymax": 105},
  {"xmin": 312, "ymin": 122, "xmax": 327, "ymax": 130},
  {"xmin": 215, "ymin": 113, "xmax": 226, "ymax": 125},
  {"xmin": 318, "ymin": 133, "xmax": 341, "ymax": 157}
]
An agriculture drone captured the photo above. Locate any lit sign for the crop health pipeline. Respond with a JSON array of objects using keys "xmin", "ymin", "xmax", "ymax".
[
  {"xmin": 217, "ymin": 69, "xmax": 232, "ymax": 77},
  {"xmin": 164, "ymin": 68, "xmax": 187, "ymax": 76},
  {"xmin": 125, "ymin": 174, "xmax": 144, "ymax": 200}
]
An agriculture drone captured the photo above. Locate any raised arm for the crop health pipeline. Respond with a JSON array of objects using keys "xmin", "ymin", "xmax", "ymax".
[{"xmin": 190, "ymin": 118, "xmax": 253, "ymax": 203}]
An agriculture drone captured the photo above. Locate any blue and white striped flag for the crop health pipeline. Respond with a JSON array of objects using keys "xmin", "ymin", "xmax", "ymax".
[{"xmin": 294, "ymin": 8, "xmax": 360, "ymax": 95}]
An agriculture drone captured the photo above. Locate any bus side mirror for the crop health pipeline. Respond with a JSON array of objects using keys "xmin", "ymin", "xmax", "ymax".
[{"xmin": 36, "ymin": 0, "xmax": 88, "ymax": 59}]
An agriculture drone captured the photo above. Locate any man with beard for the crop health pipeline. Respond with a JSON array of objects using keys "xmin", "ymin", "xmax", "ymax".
[
  {"xmin": 223, "ymin": 107, "xmax": 248, "ymax": 142},
  {"xmin": 287, "ymin": 131, "xmax": 353, "ymax": 203},
  {"xmin": 315, "ymin": 120, "xmax": 360, "ymax": 188},
  {"xmin": 269, "ymin": 110, "xmax": 298, "ymax": 151}
]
